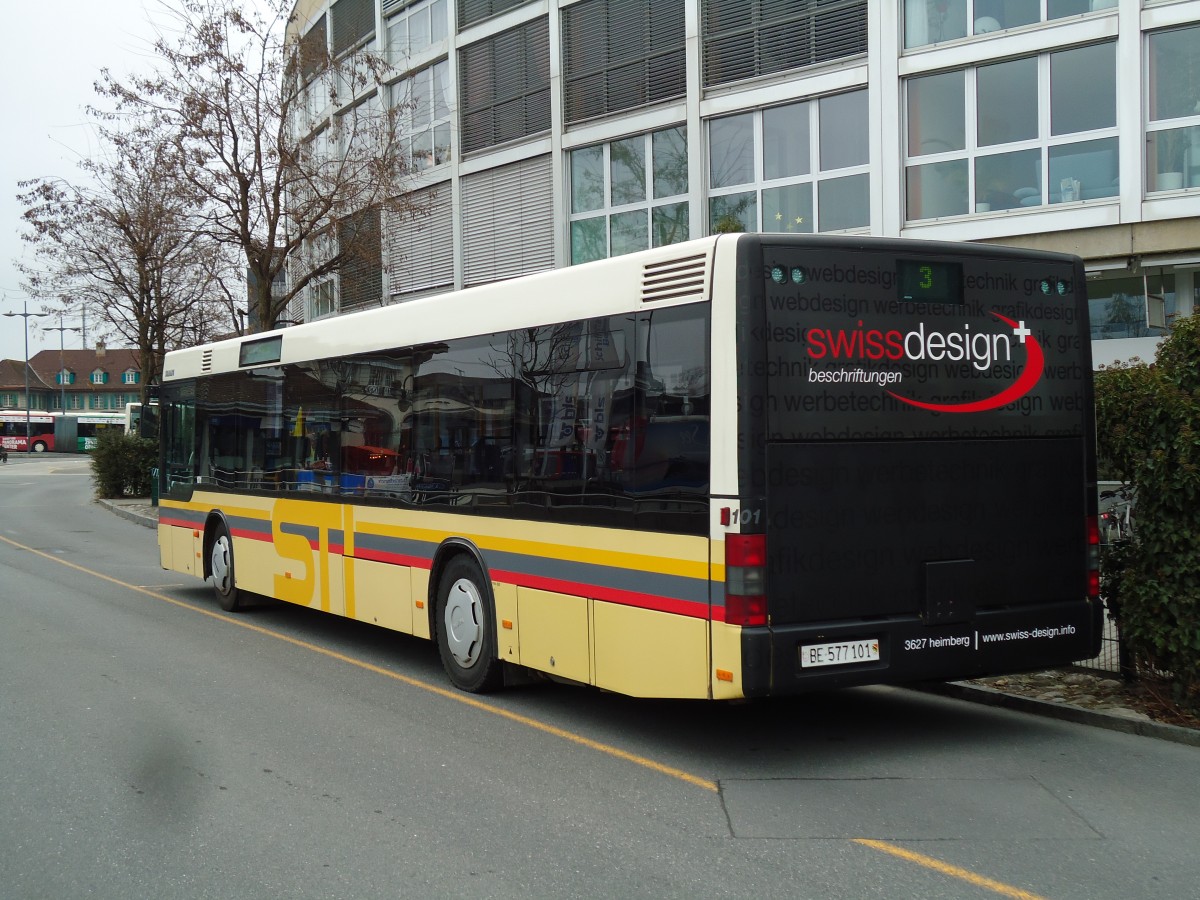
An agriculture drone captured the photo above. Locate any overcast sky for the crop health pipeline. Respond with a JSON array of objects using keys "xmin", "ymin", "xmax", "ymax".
[{"xmin": 0, "ymin": 0, "xmax": 172, "ymax": 363}]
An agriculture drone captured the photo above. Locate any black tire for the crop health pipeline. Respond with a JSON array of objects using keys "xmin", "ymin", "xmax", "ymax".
[
  {"xmin": 435, "ymin": 556, "xmax": 502, "ymax": 693},
  {"xmin": 32, "ymin": 441, "xmax": 47, "ymax": 453},
  {"xmin": 209, "ymin": 522, "xmax": 244, "ymax": 612}
]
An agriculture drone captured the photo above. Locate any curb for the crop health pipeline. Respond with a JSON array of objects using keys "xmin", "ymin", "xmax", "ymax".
[
  {"xmin": 912, "ymin": 680, "xmax": 1200, "ymax": 748},
  {"xmin": 96, "ymin": 499, "xmax": 158, "ymax": 530}
]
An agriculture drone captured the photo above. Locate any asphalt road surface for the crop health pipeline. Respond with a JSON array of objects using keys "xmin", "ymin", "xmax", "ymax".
[{"xmin": 3, "ymin": 454, "xmax": 1199, "ymax": 899}]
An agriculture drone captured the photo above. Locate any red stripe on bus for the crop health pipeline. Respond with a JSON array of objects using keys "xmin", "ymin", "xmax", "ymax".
[
  {"xmin": 231, "ymin": 528, "xmax": 273, "ymax": 543},
  {"xmin": 491, "ymin": 569, "xmax": 710, "ymax": 620},
  {"xmin": 353, "ymin": 547, "xmax": 434, "ymax": 570}
]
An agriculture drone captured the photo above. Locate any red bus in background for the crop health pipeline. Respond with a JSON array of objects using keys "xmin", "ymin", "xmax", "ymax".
[{"xmin": 0, "ymin": 411, "xmax": 55, "ymax": 453}]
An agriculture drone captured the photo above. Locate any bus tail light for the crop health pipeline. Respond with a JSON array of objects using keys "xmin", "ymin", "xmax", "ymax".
[
  {"xmin": 1086, "ymin": 515, "xmax": 1100, "ymax": 600},
  {"xmin": 725, "ymin": 534, "xmax": 767, "ymax": 626}
]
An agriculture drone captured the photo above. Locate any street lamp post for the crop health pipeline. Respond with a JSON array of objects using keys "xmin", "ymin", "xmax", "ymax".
[
  {"xmin": 43, "ymin": 315, "xmax": 83, "ymax": 414},
  {"xmin": 2, "ymin": 301, "xmax": 48, "ymax": 453}
]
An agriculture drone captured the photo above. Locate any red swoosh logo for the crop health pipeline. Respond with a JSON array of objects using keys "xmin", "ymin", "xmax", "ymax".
[{"xmin": 887, "ymin": 312, "xmax": 1043, "ymax": 414}]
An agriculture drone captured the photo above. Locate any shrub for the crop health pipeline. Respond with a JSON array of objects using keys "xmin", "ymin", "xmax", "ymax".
[
  {"xmin": 1096, "ymin": 313, "xmax": 1200, "ymax": 712},
  {"xmin": 90, "ymin": 428, "xmax": 157, "ymax": 499}
]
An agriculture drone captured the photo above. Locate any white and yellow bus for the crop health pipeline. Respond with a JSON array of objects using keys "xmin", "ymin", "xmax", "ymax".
[{"xmin": 156, "ymin": 234, "xmax": 1101, "ymax": 699}]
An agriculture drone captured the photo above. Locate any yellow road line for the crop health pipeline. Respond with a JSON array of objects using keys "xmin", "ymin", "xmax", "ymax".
[
  {"xmin": 0, "ymin": 533, "xmax": 717, "ymax": 793},
  {"xmin": 853, "ymin": 839, "xmax": 1049, "ymax": 900}
]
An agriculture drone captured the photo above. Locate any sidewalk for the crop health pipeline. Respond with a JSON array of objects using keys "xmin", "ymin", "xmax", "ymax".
[{"xmin": 97, "ymin": 496, "xmax": 1198, "ymax": 745}]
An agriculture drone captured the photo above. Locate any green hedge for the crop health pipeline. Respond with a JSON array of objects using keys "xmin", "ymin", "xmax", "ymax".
[
  {"xmin": 1096, "ymin": 313, "xmax": 1200, "ymax": 712},
  {"xmin": 90, "ymin": 428, "xmax": 157, "ymax": 499}
]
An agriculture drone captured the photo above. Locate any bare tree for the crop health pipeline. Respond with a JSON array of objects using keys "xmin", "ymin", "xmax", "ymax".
[
  {"xmin": 17, "ymin": 133, "xmax": 233, "ymax": 406},
  {"xmin": 94, "ymin": 0, "xmax": 422, "ymax": 333}
]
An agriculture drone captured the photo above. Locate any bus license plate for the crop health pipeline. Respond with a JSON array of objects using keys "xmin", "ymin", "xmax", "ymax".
[{"xmin": 800, "ymin": 639, "xmax": 880, "ymax": 668}]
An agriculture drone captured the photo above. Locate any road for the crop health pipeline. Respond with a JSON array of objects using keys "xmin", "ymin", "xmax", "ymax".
[{"xmin": 2, "ymin": 454, "xmax": 1199, "ymax": 899}]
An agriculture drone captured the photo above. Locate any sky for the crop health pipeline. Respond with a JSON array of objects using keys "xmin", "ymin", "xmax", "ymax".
[{"xmin": 0, "ymin": 0, "xmax": 172, "ymax": 363}]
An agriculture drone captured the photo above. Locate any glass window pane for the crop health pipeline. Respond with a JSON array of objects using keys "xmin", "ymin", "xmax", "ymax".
[
  {"xmin": 610, "ymin": 210, "xmax": 648, "ymax": 257},
  {"xmin": 433, "ymin": 123, "xmax": 451, "ymax": 165},
  {"xmin": 652, "ymin": 126, "xmax": 689, "ymax": 198},
  {"xmin": 652, "ymin": 202, "xmax": 689, "ymax": 247},
  {"xmin": 977, "ymin": 57, "xmax": 1037, "ymax": 146},
  {"xmin": 1147, "ymin": 126, "xmax": 1200, "ymax": 191},
  {"xmin": 709, "ymin": 192, "xmax": 756, "ymax": 233},
  {"xmin": 763, "ymin": 184, "xmax": 813, "ymax": 233},
  {"xmin": 763, "ymin": 101, "xmax": 810, "ymax": 180},
  {"xmin": 571, "ymin": 217, "xmax": 606, "ymax": 264},
  {"xmin": 1049, "ymin": 136, "xmax": 1119, "ymax": 202},
  {"xmin": 818, "ymin": 174, "xmax": 869, "ymax": 230},
  {"xmin": 973, "ymin": 0, "xmax": 1038, "ymax": 34},
  {"xmin": 388, "ymin": 19, "xmax": 408, "ymax": 59},
  {"xmin": 610, "ymin": 137, "xmax": 647, "ymax": 206},
  {"xmin": 1051, "ymin": 43, "xmax": 1116, "ymax": 136},
  {"xmin": 571, "ymin": 146, "xmax": 605, "ymax": 213},
  {"xmin": 432, "ymin": 60, "xmax": 450, "ymax": 119},
  {"xmin": 907, "ymin": 73, "xmax": 965, "ymax": 156},
  {"xmin": 904, "ymin": 0, "xmax": 966, "ymax": 49},
  {"xmin": 410, "ymin": 8, "xmax": 431, "ymax": 51},
  {"xmin": 905, "ymin": 160, "xmax": 967, "ymax": 219},
  {"xmin": 819, "ymin": 91, "xmax": 868, "ymax": 170},
  {"xmin": 709, "ymin": 113, "xmax": 754, "ymax": 188},
  {"xmin": 1149, "ymin": 25, "xmax": 1200, "ymax": 122},
  {"xmin": 975, "ymin": 149, "xmax": 1041, "ymax": 212},
  {"xmin": 1087, "ymin": 273, "xmax": 1172, "ymax": 341},
  {"xmin": 412, "ymin": 70, "xmax": 431, "ymax": 128},
  {"xmin": 1048, "ymin": 0, "xmax": 1095, "ymax": 20},
  {"xmin": 432, "ymin": 0, "xmax": 448, "ymax": 43}
]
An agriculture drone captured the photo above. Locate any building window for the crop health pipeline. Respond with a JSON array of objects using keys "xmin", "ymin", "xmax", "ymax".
[
  {"xmin": 708, "ymin": 91, "xmax": 870, "ymax": 234},
  {"xmin": 458, "ymin": 17, "xmax": 550, "ymax": 154},
  {"xmin": 905, "ymin": 43, "xmax": 1117, "ymax": 221},
  {"xmin": 391, "ymin": 59, "xmax": 452, "ymax": 170},
  {"xmin": 903, "ymin": 0, "xmax": 1114, "ymax": 50},
  {"xmin": 1147, "ymin": 24, "xmax": 1200, "ymax": 193},
  {"xmin": 387, "ymin": 0, "xmax": 448, "ymax": 63},
  {"xmin": 703, "ymin": 0, "xmax": 867, "ymax": 88},
  {"xmin": 331, "ymin": 0, "xmax": 375, "ymax": 56},
  {"xmin": 310, "ymin": 280, "xmax": 337, "ymax": 319},
  {"xmin": 122, "ymin": 369, "xmax": 139, "ymax": 385},
  {"xmin": 1087, "ymin": 272, "xmax": 1175, "ymax": 342},
  {"xmin": 337, "ymin": 207, "xmax": 383, "ymax": 312},
  {"xmin": 562, "ymin": 0, "xmax": 685, "ymax": 125},
  {"xmin": 456, "ymin": 0, "xmax": 525, "ymax": 30},
  {"xmin": 569, "ymin": 126, "xmax": 690, "ymax": 264}
]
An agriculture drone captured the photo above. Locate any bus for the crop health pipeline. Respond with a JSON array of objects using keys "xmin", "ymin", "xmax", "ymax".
[
  {"xmin": 124, "ymin": 400, "xmax": 159, "ymax": 440},
  {"xmin": 0, "ymin": 411, "xmax": 56, "ymax": 453},
  {"xmin": 71, "ymin": 411, "xmax": 127, "ymax": 452},
  {"xmin": 156, "ymin": 234, "xmax": 1101, "ymax": 699}
]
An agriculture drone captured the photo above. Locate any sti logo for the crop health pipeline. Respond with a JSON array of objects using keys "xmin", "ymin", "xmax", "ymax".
[{"xmin": 806, "ymin": 312, "xmax": 1043, "ymax": 413}]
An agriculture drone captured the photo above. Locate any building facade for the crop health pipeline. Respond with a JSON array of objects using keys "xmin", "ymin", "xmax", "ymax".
[
  {"xmin": 0, "ymin": 343, "xmax": 143, "ymax": 412},
  {"xmin": 287, "ymin": 0, "xmax": 1200, "ymax": 368}
]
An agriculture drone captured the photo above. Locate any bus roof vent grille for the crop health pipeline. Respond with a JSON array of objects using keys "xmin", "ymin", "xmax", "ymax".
[
  {"xmin": 641, "ymin": 252, "xmax": 709, "ymax": 303},
  {"xmin": 201, "ymin": 350, "xmax": 213, "ymax": 373}
]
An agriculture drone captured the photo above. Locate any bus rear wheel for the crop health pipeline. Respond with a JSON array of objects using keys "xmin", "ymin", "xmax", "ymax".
[
  {"xmin": 436, "ymin": 557, "xmax": 502, "ymax": 693},
  {"xmin": 32, "ymin": 441, "xmax": 47, "ymax": 452},
  {"xmin": 209, "ymin": 523, "xmax": 244, "ymax": 612}
]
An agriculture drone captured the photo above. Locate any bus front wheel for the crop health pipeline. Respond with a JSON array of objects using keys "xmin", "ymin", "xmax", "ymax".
[
  {"xmin": 209, "ymin": 523, "xmax": 244, "ymax": 612},
  {"xmin": 32, "ymin": 441, "xmax": 47, "ymax": 453},
  {"xmin": 435, "ymin": 556, "xmax": 502, "ymax": 693}
]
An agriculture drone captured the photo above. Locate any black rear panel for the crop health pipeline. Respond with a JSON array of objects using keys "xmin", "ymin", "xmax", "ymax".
[
  {"xmin": 732, "ymin": 235, "xmax": 1096, "ymax": 640},
  {"xmin": 765, "ymin": 438, "xmax": 1084, "ymax": 625}
]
